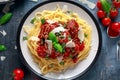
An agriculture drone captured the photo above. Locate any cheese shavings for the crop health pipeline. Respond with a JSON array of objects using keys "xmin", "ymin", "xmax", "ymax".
[
  {"xmin": 66, "ymin": 40, "xmax": 75, "ymax": 47},
  {"xmin": 0, "ymin": 30, "xmax": 7, "ymax": 36},
  {"xmin": 0, "ymin": 56, "xmax": 6, "ymax": 61},
  {"xmin": 78, "ymin": 28, "xmax": 84, "ymax": 42},
  {"xmin": 45, "ymin": 40, "xmax": 52, "ymax": 54}
]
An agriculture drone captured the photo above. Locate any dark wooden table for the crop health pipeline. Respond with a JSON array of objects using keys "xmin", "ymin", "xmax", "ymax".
[{"xmin": 0, "ymin": 0, "xmax": 120, "ymax": 80}]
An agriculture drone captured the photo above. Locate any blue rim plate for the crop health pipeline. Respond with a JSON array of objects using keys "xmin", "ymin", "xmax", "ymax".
[{"xmin": 17, "ymin": 0, "xmax": 102, "ymax": 80}]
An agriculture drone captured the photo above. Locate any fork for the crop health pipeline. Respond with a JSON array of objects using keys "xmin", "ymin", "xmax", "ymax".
[{"xmin": 117, "ymin": 40, "xmax": 120, "ymax": 61}]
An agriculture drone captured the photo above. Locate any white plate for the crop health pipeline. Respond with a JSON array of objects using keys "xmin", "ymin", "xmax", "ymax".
[{"xmin": 17, "ymin": 1, "xmax": 102, "ymax": 80}]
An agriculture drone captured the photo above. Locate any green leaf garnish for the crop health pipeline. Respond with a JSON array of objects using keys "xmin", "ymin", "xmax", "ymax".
[
  {"xmin": 41, "ymin": 18, "xmax": 45, "ymax": 24},
  {"xmin": 23, "ymin": 36, "xmax": 28, "ymax": 41},
  {"xmin": 63, "ymin": 23, "xmax": 67, "ymax": 28},
  {"xmin": 0, "ymin": 45, "xmax": 6, "ymax": 51},
  {"xmin": 54, "ymin": 43, "xmax": 63, "ymax": 53},
  {"xmin": 30, "ymin": 17, "xmax": 36, "ymax": 24},
  {"xmin": 69, "ymin": 54, "xmax": 73, "ymax": 58},
  {"xmin": 45, "ymin": 55, "xmax": 49, "ymax": 60},
  {"xmin": 48, "ymin": 32, "xmax": 58, "ymax": 42},
  {"xmin": 67, "ymin": 11, "xmax": 73, "ymax": 14},
  {"xmin": 84, "ymin": 33, "xmax": 88, "ymax": 37},
  {"xmin": 100, "ymin": 0, "xmax": 111, "ymax": 13},
  {"xmin": 55, "ymin": 32, "xmax": 61, "ymax": 36},
  {"xmin": 59, "ymin": 61, "xmax": 64, "ymax": 65},
  {"xmin": 48, "ymin": 63, "xmax": 54, "ymax": 68},
  {"xmin": 0, "ymin": 13, "xmax": 13, "ymax": 25},
  {"xmin": 68, "ymin": 35, "xmax": 71, "ymax": 40}
]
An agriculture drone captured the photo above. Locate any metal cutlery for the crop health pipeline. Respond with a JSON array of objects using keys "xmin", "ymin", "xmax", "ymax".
[{"xmin": 117, "ymin": 40, "xmax": 120, "ymax": 61}]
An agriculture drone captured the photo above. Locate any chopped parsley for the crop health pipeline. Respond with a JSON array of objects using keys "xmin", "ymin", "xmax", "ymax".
[
  {"xmin": 0, "ymin": 45, "xmax": 6, "ymax": 51},
  {"xmin": 67, "ymin": 11, "xmax": 73, "ymax": 14},
  {"xmin": 84, "ymin": 33, "xmax": 88, "ymax": 37},
  {"xmin": 69, "ymin": 54, "xmax": 73, "ymax": 58},
  {"xmin": 45, "ymin": 55, "xmax": 49, "ymax": 60},
  {"xmin": 30, "ymin": 17, "xmax": 36, "ymax": 24},
  {"xmin": 68, "ymin": 35, "xmax": 71, "ymax": 40},
  {"xmin": 61, "ymin": 43, "xmax": 66, "ymax": 49},
  {"xmin": 71, "ymin": 49, "xmax": 75, "ymax": 53},
  {"xmin": 63, "ymin": 23, "xmax": 67, "ymax": 28},
  {"xmin": 59, "ymin": 61, "xmax": 65, "ymax": 65},
  {"xmin": 41, "ymin": 18, "xmax": 45, "ymax": 24},
  {"xmin": 55, "ymin": 32, "xmax": 61, "ymax": 36},
  {"xmin": 49, "ymin": 63, "xmax": 54, "ymax": 68},
  {"xmin": 61, "ymin": 43, "xmax": 66, "ymax": 53},
  {"xmin": 23, "ymin": 36, "xmax": 28, "ymax": 41}
]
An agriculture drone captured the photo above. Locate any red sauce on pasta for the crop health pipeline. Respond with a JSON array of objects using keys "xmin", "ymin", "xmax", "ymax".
[{"xmin": 37, "ymin": 19, "xmax": 85, "ymax": 63}]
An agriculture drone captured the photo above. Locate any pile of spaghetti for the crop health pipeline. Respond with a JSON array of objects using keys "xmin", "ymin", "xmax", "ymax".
[{"xmin": 24, "ymin": 6, "xmax": 92, "ymax": 74}]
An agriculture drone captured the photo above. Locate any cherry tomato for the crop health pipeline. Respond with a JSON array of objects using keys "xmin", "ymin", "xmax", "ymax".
[
  {"xmin": 101, "ymin": 17, "xmax": 111, "ymax": 26},
  {"xmin": 107, "ymin": 24, "xmax": 120, "ymax": 38},
  {"xmin": 14, "ymin": 76, "xmax": 22, "ymax": 80},
  {"xmin": 13, "ymin": 68, "xmax": 24, "ymax": 80},
  {"xmin": 111, "ymin": 22, "xmax": 120, "ymax": 33},
  {"xmin": 97, "ymin": 10, "xmax": 106, "ymax": 19},
  {"xmin": 96, "ymin": 1, "xmax": 102, "ymax": 10},
  {"xmin": 110, "ymin": 8, "xmax": 118, "ymax": 18},
  {"xmin": 113, "ymin": 0, "xmax": 120, "ymax": 8}
]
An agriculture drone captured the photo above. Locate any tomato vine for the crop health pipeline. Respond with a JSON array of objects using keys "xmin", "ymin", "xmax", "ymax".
[{"xmin": 96, "ymin": 0, "xmax": 120, "ymax": 38}]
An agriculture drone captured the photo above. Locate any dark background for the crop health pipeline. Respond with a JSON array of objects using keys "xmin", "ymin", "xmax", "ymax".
[{"xmin": 0, "ymin": 0, "xmax": 120, "ymax": 80}]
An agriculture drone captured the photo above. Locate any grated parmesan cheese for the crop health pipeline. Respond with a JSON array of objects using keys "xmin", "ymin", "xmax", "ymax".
[
  {"xmin": 51, "ymin": 25, "xmax": 66, "ymax": 34},
  {"xmin": 57, "ymin": 56, "xmax": 63, "ymax": 62},
  {"xmin": 14, "ymin": 45, "xmax": 17, "ymax": 50},
  {"xmin": 66, "ymin": 40, "xmax": 75, "ymax": 47},
  {"xmin": 0, "ymin": 56, "xmax": 6, "ymax": 61},
  {"xmin": 78, "ymin": 28, "xmax": 84, "ymax": 42},
  {"xmin": 45, "ymin": 40, "xmax": 52, "ymax": 54},
  {"xmin": 0, "ymin": 30, "xmax": 7, "ymax": 36}
]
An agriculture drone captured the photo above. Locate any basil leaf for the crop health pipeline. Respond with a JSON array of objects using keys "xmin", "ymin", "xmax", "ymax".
[
  {"xmin": 54, "ymin": 43, "xmax": 63, "ymax": 53},
  {"xmin": 48, "ymin": 32, "xmax": 58, "ymax": 42},
  {"xmin": 100, "ymin": 0, "xmax": 111, "ymax": 13}
]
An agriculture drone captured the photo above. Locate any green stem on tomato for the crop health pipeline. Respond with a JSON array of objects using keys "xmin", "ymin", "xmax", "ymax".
[{"xmin": 100, "ymin": 0, "xmax": 111, "ymax": 14}]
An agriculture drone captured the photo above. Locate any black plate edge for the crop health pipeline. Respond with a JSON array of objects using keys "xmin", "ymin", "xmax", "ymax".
[{"xmin": 16, "ymin": 0, "xmax": 102, "ymax": 80}]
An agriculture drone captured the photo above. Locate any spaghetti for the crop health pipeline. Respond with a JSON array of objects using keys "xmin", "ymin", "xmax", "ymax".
[{"xmin": 24, "ymin": 5, "xmax": 92, "ymax": 74}]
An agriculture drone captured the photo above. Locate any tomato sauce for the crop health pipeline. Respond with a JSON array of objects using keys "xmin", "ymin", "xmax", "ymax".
[{"xmin": 36, "ymin": 19, "xmax": 85, "ymax": 63}]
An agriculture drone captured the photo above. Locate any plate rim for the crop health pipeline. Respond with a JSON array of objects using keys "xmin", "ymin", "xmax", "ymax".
[{"xmin": 16, "ymin": 0, "xmax": 102, "ymax": 80}]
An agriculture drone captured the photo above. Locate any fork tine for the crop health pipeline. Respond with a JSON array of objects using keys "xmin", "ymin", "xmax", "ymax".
[{"xmin": 117, "ymin": 40, "xmax": 120, "ymax": 61}]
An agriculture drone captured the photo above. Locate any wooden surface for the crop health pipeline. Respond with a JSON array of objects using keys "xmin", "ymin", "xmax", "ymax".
[{"xmin": 0, "ymin": 0, "xmax": 120, "ymax": 80}]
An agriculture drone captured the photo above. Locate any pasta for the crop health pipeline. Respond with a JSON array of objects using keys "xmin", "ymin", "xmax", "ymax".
[{"xmin": 24, "ymin": 5, "xmax": 92, "ymax": 74}]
